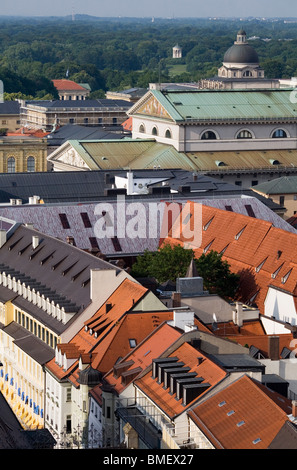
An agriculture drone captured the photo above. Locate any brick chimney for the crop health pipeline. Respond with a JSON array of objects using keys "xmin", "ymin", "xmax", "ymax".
[
  {"xmin": 268, "ymin": 336, "xmax": 279, "ymax": 361},
  {"xmin": 171, "ymin": 292, "xmax": 181, "ymax": 308}
]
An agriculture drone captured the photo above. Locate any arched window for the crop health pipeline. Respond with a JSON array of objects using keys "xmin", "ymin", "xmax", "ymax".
[
  {"xmin": 201, "ymin": 130, "xmax": 217, "ymax": 140},
  {"xmin": 165, "ymin": 129, "xmax": 172, "ymax": 138},
  {"xmin": 139, "ymin": 124, "xmax": 145, "ymax": 133},
  {"xmin": 27, "ymin": 156, "xmax": 35, "ymax": 172},
  {"xmin": 7, "ymin": 157, "xmax": 15, "ymax": 173},
  {"xmin": 237, "ymin": 130, "xmax": 253, "ymax": 139},
  {"xmin": 272, "ymin": 129, "xmax": 287, "ymax": 138},
  {"xmin": 152, "ymin": 126, "xmax": 158, "ymax": 136}
]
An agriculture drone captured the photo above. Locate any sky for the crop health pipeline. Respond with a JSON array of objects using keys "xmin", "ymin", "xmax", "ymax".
[{"xmin": 2, "ymin": 0, "xmax": 297, "ymax": 19}]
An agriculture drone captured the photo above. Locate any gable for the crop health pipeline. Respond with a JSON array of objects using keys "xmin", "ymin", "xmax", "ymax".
[{"xmin": 135, "ymin": 95, "xmax": 174, "ymax": 121}]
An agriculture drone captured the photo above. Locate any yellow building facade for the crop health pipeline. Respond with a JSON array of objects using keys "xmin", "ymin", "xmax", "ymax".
[
  {"xmin": 0, "ymin": 296, "xmax": 60, "ymax": 430},
  {"xmin": 0, "ymin": 137, "xmax": 48, "ymax": 173}
]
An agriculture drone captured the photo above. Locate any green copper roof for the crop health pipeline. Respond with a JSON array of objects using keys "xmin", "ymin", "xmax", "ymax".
[
  {"xmin": 253, "ymin": 176, "xmax": 297, "ymax": 195},
  {"xmin": 151, "ymin": 89, "xmax": 297, "ymax": 122}
]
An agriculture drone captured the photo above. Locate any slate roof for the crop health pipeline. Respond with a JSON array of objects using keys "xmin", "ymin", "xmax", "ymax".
[
  {"xmin": 188, "ymin": 374, "xmax": 293, "ymax": 449},
  {"xmin": 25, "ymin": 99, "xmax": 131, "ymax": 110},
  {"xmin": 0, "ymin": 101, "xmax": 20, "ymax": 115},
  {"xmin": 0, "ymin": 224, "xmax": 118, "ymax": 335},
  {"xmin": 47, "ymin": 124, "xmax": 128, "ymax": 147}
]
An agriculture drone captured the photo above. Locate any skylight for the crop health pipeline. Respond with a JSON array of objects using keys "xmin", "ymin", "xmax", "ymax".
[
  {"xmin": 218, "ymin": 401, "xmax": 226, "ymax": 407},
  {"xmin": 252, "ymin": 438, "xmax": 261, "ymax": 445}
]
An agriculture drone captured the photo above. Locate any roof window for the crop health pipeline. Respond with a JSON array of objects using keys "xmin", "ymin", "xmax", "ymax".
[
  {"xmin": 235, "ymin": 226, "xmax": 246, "ymax": 240},
  {"xmin": 227, "ymin": 410, "xmax": 235, "ymax": 416},
  {"xmin": 252, "ymin": 438, "xmax": 261, "ymax": 445},
  {"xmin": 203, "ymin": 217, "xmax": 214, "ymax": 231},
  {"xmin": 237, "ymin": 420, "xmax": 245, "ymax": 427},
  {"xmin": 59, "ymin": 213, "xmax": 70, "ymax": 229},
  {"xmin": 81, "ymin": 212, "xmax": 92, "ymax": 228},
  {"xmin": 218, "ymin": 401, "xmax": 226, "ymax": 407},
  {"xmin": 281, "ymin": 269, "xmax": 292, "ymax": 284},
  {"xmin": 255, "ymin": 257, "xmax": 267, "ymax": 273}
]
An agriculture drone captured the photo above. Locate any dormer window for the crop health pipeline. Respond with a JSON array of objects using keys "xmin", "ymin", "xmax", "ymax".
[
  {"xmin": 281, "ymin": 269, "xmax": 292, "ymax": 284},
  {"xmin": 235, "ymin": 226, "xmax": 246, "ymax": 240}
]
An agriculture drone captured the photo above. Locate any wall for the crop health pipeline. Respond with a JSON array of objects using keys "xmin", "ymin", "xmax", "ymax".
[{"xmin": 264, "ymin": 287, "xmax": 297, "ymax": 326}]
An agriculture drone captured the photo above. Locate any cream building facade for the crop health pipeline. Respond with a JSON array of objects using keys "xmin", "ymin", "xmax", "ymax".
[{"xmin": 0, "ymin": 136, "xmax": 48, "ymax": 173}]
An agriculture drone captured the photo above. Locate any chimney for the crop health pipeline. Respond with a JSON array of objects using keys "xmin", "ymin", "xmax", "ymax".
[
  {"xmin": 66, "ymin": 236, "xmax": 75, "ymax": 246},
  {"xmin": 32, "ymin": 235, "xmax": 39, "ymax": 249},
  {"xmin": 171, "ymin": 292, "xmax": 181, "ymax": 308},
  {"xmin": 233, "ymin": 302, "xmax": 243, "ymax": 328},
  {"xmin": 0, "ymin": 230, "xmax": 6, "ymax": 248},
  {"xmin": 268, "ymin": 336, "xmax": 279, "ymax": 361}
]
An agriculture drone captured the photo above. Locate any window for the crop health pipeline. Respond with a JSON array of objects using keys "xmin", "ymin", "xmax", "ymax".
[
  {"xmin": 139, "ymin": 124, "xmax": 145, "ymax": 133},
  {"xmin": 66, "ymin": 388, "xmax": 72, "ymax": 402},
  {"xmin": 245, "ymin": 204, "xmax": 256, "ymax": 217},
  {"xmin": 7, "ymin": 157, "xmax": 15, "ymax": 173},
  {"xmin": 112, "ymin": 118, "xmax": 117, "ymax": 125},
  {"xmin": 69, "ymin": 118, "xmax": 75, "ymax": 124},
  {"xmin": 279, "ymin": 196, "xmax": 285, "ymax": 206},
  {"xmin": 129, "ymin": 339, "xmax": 137, "ymax": 348},
  {"xmin": 59, "ymin": 213, "xmax": 70, "ymax": 229},
  {"xmin": 80, "ymin": 212, "xmax": 92, "ymax": 228},
  {"xmin": 165, "ymin": 129, "xmax": 172, "ymax": 138},
  {"xmin": 235, "ymin": 181, "xmax": 242, "ymax": 186},
  {"xmin": 272, "ymin": 129, "xmax": 287, "ymax": 138},
  {"xmin": 251, "ymin": 180, "xmax": 258, "ymax": 186},
  {"xmin": 27, "ymin": 156, "xmax": 35, "ymax": 172},
  {"xmin": 84, "ymin": 118, "xmax": 89, "ymax": 124},
  {"xmin": 237, "ymin": 130, "xmax": 252, "ymax": 139},
  {"xmin": 111, "ymin": 236, "xmax": 122, "ymax": 252},
  {"xmin": 66, "ymin": 415, "xmax": 72, "ymax": 434},
  {"xmin": 89, "ymin": 237, "xmax": 100, "ymax": 250},
  {"xmin": 98, "ymin": 118, "xmax": 102, "ymax": 125},
  {"xmin": 201, "ymin": 130, "xmax": 217, "ymax": 140},
  {"xmin": 152, "ymin": 126, "xmax": 158, "ymax": 136}
]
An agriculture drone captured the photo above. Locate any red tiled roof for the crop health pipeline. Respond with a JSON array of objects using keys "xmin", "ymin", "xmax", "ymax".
[
  {"xmin": 188, "ymin": 374, "xmax": 292, "ymax": 449},
  {"xmin": 52, "ymin": 79, "xmax": 87, "ymax": 91},
  {"xmin": 162, "ymin": 202, "xmax": 297, "ymax": 314},
  {"xmin": 103, "ymin": 322, "xmax": 182, "ymax": 394},
  {"xmin": 121, "ymin": 117, "xmax": 132, "ymax": 131},
  {"xmin": 134, "ymin": 342, "xmax": 227, "ymax": 418}
]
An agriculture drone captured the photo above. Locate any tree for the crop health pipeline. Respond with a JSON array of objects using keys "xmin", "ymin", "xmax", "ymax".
[
  {"xmin": 130, "ymin": 243, "xmax": 194, "ymax": 283},
  {"xmin": 195, "ymin": 250, "xmax": 239, "ymax": 300}
]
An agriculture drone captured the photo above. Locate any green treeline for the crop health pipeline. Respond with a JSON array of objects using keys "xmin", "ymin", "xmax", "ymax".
[{"xmin": 1, "ymin": 16, "xmax": 297, "ymax": 98}]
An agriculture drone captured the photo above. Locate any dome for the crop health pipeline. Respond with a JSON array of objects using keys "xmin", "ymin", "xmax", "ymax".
[{"xmin": 223, "ymin": 43, "xmax": 259, "ymax": 64}]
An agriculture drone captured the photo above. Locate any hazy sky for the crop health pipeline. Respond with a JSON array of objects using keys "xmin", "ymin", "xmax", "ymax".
[{"xmin": 3, "ymin": 0, "xmax": 297, "ymax": 19}]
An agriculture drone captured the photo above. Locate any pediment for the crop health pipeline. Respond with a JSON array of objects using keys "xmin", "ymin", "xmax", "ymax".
[
  {"xmin": 54, "ymin": 147, "xmax": 89, "ymax": 169},
  {"xmin": 133, "ymin": 95, "xmax": 174, "ymax": 121}
]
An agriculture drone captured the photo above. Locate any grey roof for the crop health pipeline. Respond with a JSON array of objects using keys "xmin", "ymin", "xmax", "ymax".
[
  {"xmin": 269, "ymin": 421, "xmax": 297, "ymax": 449},
  {"xmin": 25, "ymin": 99, "xmax": 132, "ymax": 110},
  {"xmin": 208, "ymin": 353, "xmax": 265, "ymax": 371},
  {"xmin": 0, "ymin": 224, "xmax": 119, "ymax": 334},
  {"xmin": 0, "ymin": 101, "xmax": 20, "ymax": 115},
  {"xmin": 3, "ymin": 322, "xmax": 54, "ymax": 365},
  {"xmin": 223, "ymin": 43, "xmax": 259, "ymax": 64},
  {"xmin": 47, "ymin": 124, "xmax": 128, "ymax": 147}
]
